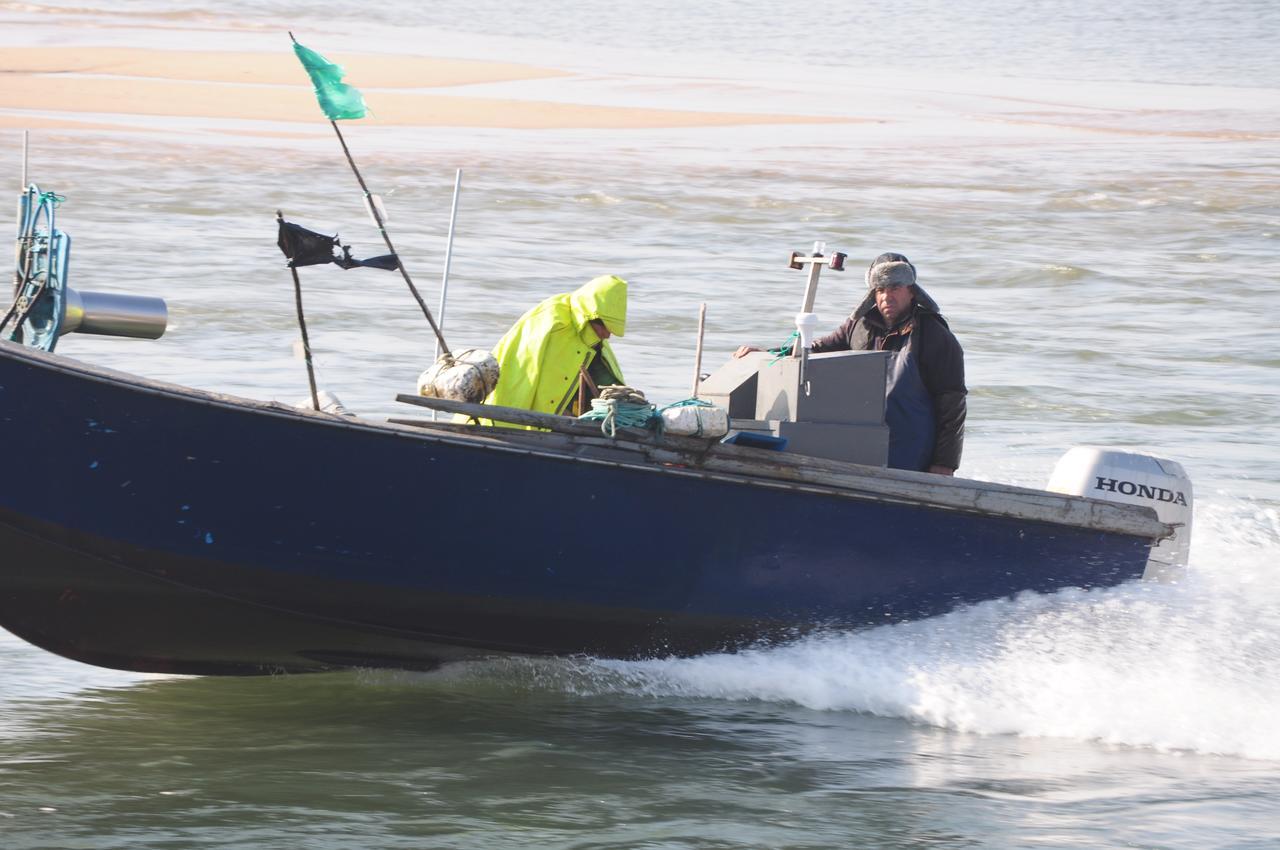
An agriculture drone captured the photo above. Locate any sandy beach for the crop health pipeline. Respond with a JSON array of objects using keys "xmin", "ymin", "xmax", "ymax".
[{"xmin": 0, "ymin": 46, "xmax": 856, "ymax": 132}]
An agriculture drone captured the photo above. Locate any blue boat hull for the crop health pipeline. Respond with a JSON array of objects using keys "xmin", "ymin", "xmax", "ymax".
[{"xmin": 0, "ymin": 343, "xmax": 1152, "ymax": 674}]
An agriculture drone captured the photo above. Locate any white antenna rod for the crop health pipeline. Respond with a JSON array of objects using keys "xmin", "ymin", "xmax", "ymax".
[
  {"xmin": 433, "ymin": 169, "xmax": 463, "ymax": 420},
  {"xmin": 21, "ymin": 130, "xmax": 29, "ymax": 187},
  {"xmin": 434, "ymin": 168, "xmax": 463, "ymax": 362}
]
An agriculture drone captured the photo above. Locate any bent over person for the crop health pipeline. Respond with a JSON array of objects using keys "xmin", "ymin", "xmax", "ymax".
[
  {"xmin": 736, "ymin": 252, "xmax": 966, "ymax": 474},
  {"xmin": 481, "ymin": 274, "xmax": 628, "ymax": 427}
]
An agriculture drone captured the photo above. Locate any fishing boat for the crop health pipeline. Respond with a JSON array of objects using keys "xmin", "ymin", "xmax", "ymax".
[{"xmin": 0, "ymin": 185, "xmax": 1192, "ymax": 676}]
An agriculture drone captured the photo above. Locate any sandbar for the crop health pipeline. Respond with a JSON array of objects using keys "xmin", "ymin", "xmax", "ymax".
[{"xmin": 0, "ymin": 46, "xmax": 855, "ymax": 131}]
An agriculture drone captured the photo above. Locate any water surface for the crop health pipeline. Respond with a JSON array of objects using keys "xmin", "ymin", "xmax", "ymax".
[{"xmin": 1, "ymin": 1, "xmax": 1279, "ymax": 847}]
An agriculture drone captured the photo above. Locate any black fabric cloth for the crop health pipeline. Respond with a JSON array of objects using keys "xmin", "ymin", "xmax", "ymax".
[
  {"xmin": 809, "ymin": 286, "xmax": 967, "ymax": 470},
  {"xmin": 565, "ymin": 342, "xmax": 622, "ymax": 416},
  {"xmin": 276, "ymin": 220, "xmax": 398, "ymax": 271}
]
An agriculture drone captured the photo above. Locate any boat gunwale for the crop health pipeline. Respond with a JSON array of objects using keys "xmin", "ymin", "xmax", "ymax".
[{"xmin": 0, "ymin": 339, "xmax": 1173, "ymax": 541}]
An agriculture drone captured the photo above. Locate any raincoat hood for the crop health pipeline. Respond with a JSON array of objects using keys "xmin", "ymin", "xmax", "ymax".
[
  {"xmin": 474, "ymin": 275, "xmax": 628, "ymax": 426},
  {"xmin": 568, "ymin": 274, "xmax": 628, "ymax": 338}
]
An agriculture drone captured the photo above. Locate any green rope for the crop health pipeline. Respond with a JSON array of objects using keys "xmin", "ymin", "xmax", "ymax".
[
  {"xmin": 659, "ymin": 398, "xmax": 714, "ymax": 411},
  {"xmin": 768, "ymin": 331, "xmax": 798, "ymax": 364},
  {"xmin": 38, "ymin": 192, "xmax": 65, "ymax": 207},
  {"xmin": 577, "ymin": 385, "xmax": 656, "ymax": 437},
  {"xmin": 579, "ymin": 398, "xmax": 656, "ymax": 437}
]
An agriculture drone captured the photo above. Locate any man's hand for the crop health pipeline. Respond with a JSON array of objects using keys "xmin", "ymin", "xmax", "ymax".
[
  {"xmin": 927, "ymin": 465, "xmax": 955, "ymax": 476},
  {"xmin": 733, "ymin": 345, "xmax": 761, "ymax": 359}
]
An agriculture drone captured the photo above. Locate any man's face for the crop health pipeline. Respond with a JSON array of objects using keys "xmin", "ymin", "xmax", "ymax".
[
  {"xmin": 589, "ymin": 319, "xmax": 612, "ymax": 340},
  {"xmin": 874, "ymin": 285, "xmax": 913, "ymax": 327}
]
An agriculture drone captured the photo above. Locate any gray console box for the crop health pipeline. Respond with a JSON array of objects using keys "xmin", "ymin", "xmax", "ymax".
[
  {"xmin": 755, "ymin": 350, "xmax": 889, "ymax": 424},
  {"xmin": 775, "ymin": 420, "xmax": 889, "ymax": 467},
  {"xmin": 699, "ymin": 351, "xmax": 769, "ymax": 420},
  {"xmin": 703, "ymin": 349, "xmax": 892, "ymax": 466}
]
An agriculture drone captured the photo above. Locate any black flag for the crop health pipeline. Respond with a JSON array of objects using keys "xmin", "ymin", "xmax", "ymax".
[{"xmin": 276, "ymin": 219, "xmax": 399, "ymax": 271}]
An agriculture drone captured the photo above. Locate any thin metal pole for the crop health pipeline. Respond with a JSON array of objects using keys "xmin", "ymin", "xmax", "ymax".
[
  {"xmin": 8, "ymin": 135, "xmax": 33, "ymax": 329},
  {"xmin": 435, "ymin": 168, "xmax": 462, "ymax": 362},
  {"xmin": 431, "ymin": 169, "xmax": 463, "ymax": 421},
  {"xmin": 691, "ymin": 302, "xmax": 707, "ymax": 399},
  {"xmin": 279, "ymin": 210, "xmax": 320, "ymax": 411},
  {"xmin": 329, "ymin": 120, "xmax": 451, "ymax": 358},
  {"xmin": 12, "ymin": 132, "xmax": 30, "ymax": 306}
]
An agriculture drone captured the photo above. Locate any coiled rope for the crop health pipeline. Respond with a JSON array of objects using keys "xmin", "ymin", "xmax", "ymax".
[
  {"xmin": 577, "ymin": 389, "xmax": 723, "ymax": 439},
  {"xmin": 578, "ymin": 385, "xmax": 655, "ymax": 437}
]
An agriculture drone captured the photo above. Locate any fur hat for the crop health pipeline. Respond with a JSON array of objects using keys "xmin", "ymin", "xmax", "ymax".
[
  {"xmin": 851, "ymin": 252, "xmax": 942, "ymax": 321},
  {"xmin": 865, "ymin": 252, "xmax": 917, "ymax": 289}
]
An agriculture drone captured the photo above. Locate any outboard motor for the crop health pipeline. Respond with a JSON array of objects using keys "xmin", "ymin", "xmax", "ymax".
[
  {"xmin": 1047, "ymin": 447, "xmax": 1193, "ymax": 581},
  {"xmin": 4, "ymin": 183, "xmax": 166, "ymax": 352}
]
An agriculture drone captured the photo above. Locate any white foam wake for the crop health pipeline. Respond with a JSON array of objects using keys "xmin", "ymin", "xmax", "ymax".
[{"xmin": 586, "ymin": 495, "xmax": 1280, "ymax": 761}]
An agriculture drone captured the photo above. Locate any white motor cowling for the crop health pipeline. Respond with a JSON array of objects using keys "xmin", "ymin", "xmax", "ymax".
[{"xmin": 1047, "ymin": 447, "xmax": 1193, "ymax": 581}]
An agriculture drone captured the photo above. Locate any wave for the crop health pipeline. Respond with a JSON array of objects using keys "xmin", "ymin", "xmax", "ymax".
[
  {"xmin": 583, "ymin": 495, "xmax": 1280, "ymax": 760},
  {"xmin": 415, "ymin": 494, "xmax": 1280, "ymax": 761},
  {"xmin": 0, "ymin": 0, "xmax": 284, "ymax": 32}
]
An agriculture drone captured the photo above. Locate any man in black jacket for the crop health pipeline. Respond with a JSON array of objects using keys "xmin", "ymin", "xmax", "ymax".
[{"xmin": 735, "ymin": 252, "xmax": 967, "ymax": 475}]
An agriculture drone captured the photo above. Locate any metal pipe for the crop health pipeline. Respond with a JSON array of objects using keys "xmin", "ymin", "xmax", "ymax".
[
  {"xmin": 431, "ymin": 169, "xmax": 464, "ymax": 421},
  {"xmin": 62, "ymin": 289, "xmax": 167, "ymax": 339}
]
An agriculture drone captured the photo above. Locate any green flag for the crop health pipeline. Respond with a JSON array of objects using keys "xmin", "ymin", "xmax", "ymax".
[{"xmin": 293, "ymin": 42, "xmax": 367, "ymax": 121}]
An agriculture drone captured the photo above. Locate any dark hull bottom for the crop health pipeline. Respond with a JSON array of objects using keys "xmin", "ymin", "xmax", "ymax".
[
  {"xmin": 1, "ymin": 517, "xmax": 457, "ymax": 675},
  {"xmin": 0, "ymin": 511, "xmax": 791, "ymax": 675}
]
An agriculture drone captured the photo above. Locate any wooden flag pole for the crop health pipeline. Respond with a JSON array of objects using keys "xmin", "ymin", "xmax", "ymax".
[
  {"xmin": 691, "ymin": 302, "xmax": 707, "ymax": 399},
  {"xmin": 328, "ymin": 120, "xmax": 451, "ymax": 359},
  {"xmin": 278, "ymin": 209, "xmax": 321, "ymax": 411},
  {"xmin": 288, "ymin": 31, "xmax": 451, "ymax": 359}
]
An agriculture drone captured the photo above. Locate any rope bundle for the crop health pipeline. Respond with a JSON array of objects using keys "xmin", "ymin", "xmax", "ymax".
[
  {"xmin": 578, "ymin": 385, "xmax": 655, "ymax": 437},
  {"xmin": 577, "ymin": 387, "xmax": 725, "ymax": 439}
]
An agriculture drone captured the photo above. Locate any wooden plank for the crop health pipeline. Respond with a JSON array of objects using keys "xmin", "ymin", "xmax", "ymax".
[
  {"xmin": 393, "ymin": 393, "xmax": 721, "ymax": 453},
  {"xmin": 396, "ymin": 394, "xmax": 596, "ymax": 432},
  {"xmin": 389, "ymin": 417, "xmax": 532, "ymax": 435},
  {"xmin": 8, "ymin": 341, "xmax": 1168, "ymax": 540},
  {"xmin": 644, "ymin": 446, "xmax": 1168, "ymax": 539}
]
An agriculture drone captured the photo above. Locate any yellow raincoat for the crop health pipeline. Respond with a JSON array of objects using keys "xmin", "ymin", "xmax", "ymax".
[{"xmin": 480, "ymin": 275, "xmax": 627, "ymax": 427}]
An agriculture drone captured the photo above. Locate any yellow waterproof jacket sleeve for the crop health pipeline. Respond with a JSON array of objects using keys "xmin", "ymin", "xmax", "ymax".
[{"xmin": 480, "ymin": 275, "xmax": 627, "ymax": 426}]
